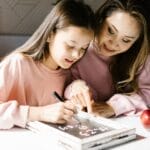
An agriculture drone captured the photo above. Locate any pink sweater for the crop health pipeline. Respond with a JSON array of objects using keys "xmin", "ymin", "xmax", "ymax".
[
  {"xmin": 0, "ymin": 53, "xmax": 71, "ymax": 129},
  {"xmin": 69, "ymin": 42, "xmax": 149, "ymax": 116}
]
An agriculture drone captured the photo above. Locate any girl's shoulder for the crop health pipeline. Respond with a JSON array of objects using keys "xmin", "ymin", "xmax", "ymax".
[{"xmin": 1, "ymin": 52, "xmax": 33, "ymax": 67}]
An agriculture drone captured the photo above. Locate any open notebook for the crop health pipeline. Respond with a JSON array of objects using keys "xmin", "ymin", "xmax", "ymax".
[{"xmin": 27, "ymin": 111, "xmax": 136, "ymax": 150}]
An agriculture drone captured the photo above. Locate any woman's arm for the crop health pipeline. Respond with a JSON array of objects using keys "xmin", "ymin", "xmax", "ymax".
[{"xmin": 107, "ymin": 56, "xmax": 150, "ymax": 116}]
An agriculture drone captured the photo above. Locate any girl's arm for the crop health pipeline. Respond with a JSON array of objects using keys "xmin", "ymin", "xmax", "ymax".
[
  {"xmin": 0, "ymin": 101, "xmax": 29, "ymax": 129},
  {"xmin": 0, "ymin": 56, "xmax": 29, "ymax": 129},
  {"xmin": 0, "ymin": 55, "xmax": 76, "ymax": 129},
  {"xmin": 64, "ymin": 80, "xmax": 115, "ymax": 117}
]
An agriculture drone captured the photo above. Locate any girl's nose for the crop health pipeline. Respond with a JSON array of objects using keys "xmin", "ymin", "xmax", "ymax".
[{"xmin": 71, "ymin": 49, "xmax": 80, "ymax": 59}]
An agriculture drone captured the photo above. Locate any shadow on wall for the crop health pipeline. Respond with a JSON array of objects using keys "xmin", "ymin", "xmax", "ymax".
[
  {"xmin": 0, "ymin": 0, "xmax": 107, "ymax": 59},
  {"xmin": 0, "ymin": 35, "xmax": 30, "ymax": 57}
]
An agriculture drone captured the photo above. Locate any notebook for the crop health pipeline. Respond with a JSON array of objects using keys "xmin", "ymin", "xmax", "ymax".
[{"xmin": 27, "ymin": 111, "xmax": 136, "ymax": 150}]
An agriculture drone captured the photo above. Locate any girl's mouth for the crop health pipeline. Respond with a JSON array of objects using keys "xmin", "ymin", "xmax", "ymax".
[{"xmin": 65, "ymin": 58, "xmax": 74, "ymax": 64}]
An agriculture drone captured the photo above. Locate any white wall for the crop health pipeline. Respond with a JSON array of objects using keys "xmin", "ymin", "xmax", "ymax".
[
  {"xmin": 0, "ymin": 0, "xmax": 106, "ymax": 57},
  {"xmin": 0, "ymin": 35, "xmax": 29, "ymax": 56},
  {"xmin": 84, "ymin": 0, "xmax": 106, "ymax": 11}
]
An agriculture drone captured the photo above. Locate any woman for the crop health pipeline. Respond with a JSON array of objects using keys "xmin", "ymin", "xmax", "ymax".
[{"xmin": 65, "ymin": 0, "xmax": 150, "ymax": 117}]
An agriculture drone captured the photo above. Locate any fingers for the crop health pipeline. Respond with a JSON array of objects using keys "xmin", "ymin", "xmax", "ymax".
[
  {"xmin": 63, "ymin": 103, "xmax": 77, "ymax": 121},
  {"xmin": 72, "ymin": 95, "xmax": 86, "ymax": 109},
  {"xmin": 52, "ymin": 106, "xmax": 75, "ymax": 124},
  {"xmin": 76, "ymin": 93, "xmax": 87, "ymax": 106},
  {"xmin": 82, "ymin": 89, "xmax": 93, "ymax": 113},
  {"xmin": 67, "ymin": 89, "xmax": 93, "ymax": 112}
]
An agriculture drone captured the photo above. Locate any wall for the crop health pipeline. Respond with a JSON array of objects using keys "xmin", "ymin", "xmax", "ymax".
[{"xmin": 0, "ymin": 0, "xmax": 106, "ymax": 57}]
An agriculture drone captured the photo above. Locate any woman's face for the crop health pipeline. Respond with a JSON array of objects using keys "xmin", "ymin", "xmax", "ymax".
[
  {"xmin": 47, "ymin": 26, "xmax": 94, "ymax": 70},
  {"xmin": 97, "ymin": 11, "xmax": 141, "ymax": 57}
]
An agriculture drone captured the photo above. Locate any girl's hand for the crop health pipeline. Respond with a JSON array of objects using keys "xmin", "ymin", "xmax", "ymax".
[
  {"xmin": 28, "ymin": 102, "xmax": 76, "ymax": 124},
  {"xmin": 65, "ymin": 80, "xmax": 93, "ymax": 113},
  {"xmin": 70, "ymin": 89, "xmax": 93, "ymax": 113}
]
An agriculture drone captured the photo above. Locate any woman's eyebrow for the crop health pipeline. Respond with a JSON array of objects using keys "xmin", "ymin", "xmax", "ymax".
[
  {"xmin": 110, "ymin": 23, "xmax": 136, "ymax": 39},
  {"xmin": 124, "ymin": 35, "xmax": 136, "ymax": 39},
  {"xmin": 110, "ymin": 23, "xmax": 118, "ymax": 32}
]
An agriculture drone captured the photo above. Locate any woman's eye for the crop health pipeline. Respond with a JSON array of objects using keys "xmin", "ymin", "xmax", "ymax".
[
  {"xmin": 108, "ymin": 27, "xmax": 115, "ymax": 34},
  {"xmin": 122, "ymin": 39, "xmax": 131, "ymax": 43}
]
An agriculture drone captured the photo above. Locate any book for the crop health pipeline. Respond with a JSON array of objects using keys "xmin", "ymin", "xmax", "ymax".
[{"xmin": 27, "ymin": 111, "xmax": 136, "ymax": 150}]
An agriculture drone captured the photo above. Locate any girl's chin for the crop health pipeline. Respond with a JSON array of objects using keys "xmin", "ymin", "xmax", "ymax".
[{"xmin": 61, "ymin": 64, "xmax": 72, "ymax": 69}]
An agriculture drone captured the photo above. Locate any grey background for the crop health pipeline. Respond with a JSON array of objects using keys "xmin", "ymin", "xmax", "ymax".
[{"xmin": 0, "ymin": 0, "xmax": 106, "ymax": 57}]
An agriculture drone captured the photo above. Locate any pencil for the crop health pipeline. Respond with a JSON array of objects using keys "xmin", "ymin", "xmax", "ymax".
[{"xmin": 53, "ymin": 91, "xmax": 64, "ymax": 102}]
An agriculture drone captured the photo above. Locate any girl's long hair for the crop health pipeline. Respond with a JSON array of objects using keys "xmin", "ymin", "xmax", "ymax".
[{"xmin": 10, "ymin": 0, "xmax": 95, "ymax": 61}]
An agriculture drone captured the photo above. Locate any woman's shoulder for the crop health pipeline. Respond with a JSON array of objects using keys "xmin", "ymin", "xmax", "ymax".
[
  {"xmin": 138, "ymin": 54, "xmax": 150, "ymax": 74},
  {"xmin": 143, "ymin": 54, "xmax": 150, "ymax": 71}
]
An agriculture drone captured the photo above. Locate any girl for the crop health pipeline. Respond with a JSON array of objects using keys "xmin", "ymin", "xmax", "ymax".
[
  {"xmin": 0, "ymin": 0, "xmax": 95, "ymax": 129},
  {"xmin": 65, "ymin": 0, "xmax": 150, "ymax": 117}
]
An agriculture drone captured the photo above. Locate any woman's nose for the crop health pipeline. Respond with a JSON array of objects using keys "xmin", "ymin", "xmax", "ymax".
[{"xmin": 108, "ymin": 37, "xmax": 120, "ymax": 49}]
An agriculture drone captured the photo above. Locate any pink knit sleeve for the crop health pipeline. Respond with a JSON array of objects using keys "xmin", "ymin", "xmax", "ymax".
[
  {"xmin": 0, "ymin": 101, "xmax": 29, "ymax": 129},
  {"xmin": 0, "ymin": 54, "xmax": 29, "ymax": 129},
  {"xmin": 137, "ymin": 55, "xmax": 150, "ymax": 107},
  {"xmin": 107, "ymin": 94, "xmax": 147, "ymax": 116},
  {"xmin": 107, "ymin": 55, "xmax": 150, "ymax": 116}
]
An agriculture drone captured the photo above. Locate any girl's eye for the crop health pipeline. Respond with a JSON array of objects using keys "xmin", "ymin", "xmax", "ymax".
[
  {"xmin": 82, "ymin": 47, "xmax": 88, "ymax": 51},
  {"xmin": 79, "ymin": 48, "xmax": 86, "ymax": 56},
  {"xmin": 66, "ymin": 44, "xmax": 74, "ymax": 49},
  {"xmin": 80, "ymin": 48, "xmax": 87, "ymax": 53},
  {"xmin": 108, "ymin": 27, "xmax": 115, "ymax": 35}
]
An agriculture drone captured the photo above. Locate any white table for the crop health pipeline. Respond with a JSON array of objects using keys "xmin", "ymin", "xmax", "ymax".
[
  {"xmin": 0, "ymin": 127, "xmax": 59, "ymax": 150},
  {"xmin": 109, "ymin": 116, "xmax": 150, "ymax": 150},
  {"xmin": 0, "ymin": 116, "xmax": 150, "ymax": 150}
]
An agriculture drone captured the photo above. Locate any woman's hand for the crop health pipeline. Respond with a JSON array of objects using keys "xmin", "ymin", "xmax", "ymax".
[
  {"xmin": 28, "ymin": 102, "xmax": 76, "ymax": 124},
  {"xmin": 90, "ymin": 101, "xmax": 115, "ymax": 118}
]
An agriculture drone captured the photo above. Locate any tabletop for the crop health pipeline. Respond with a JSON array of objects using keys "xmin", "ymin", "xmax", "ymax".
[{"xmin": 0, "ymin": 116, "xmax": 150, "ymax": 150}]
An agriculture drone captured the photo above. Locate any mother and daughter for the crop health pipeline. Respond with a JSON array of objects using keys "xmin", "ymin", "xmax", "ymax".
[
  {"xmin": 0, "ymin": 0, "xmax": 150, "ymax": 129},
  {"xmin": 66, "ymin": 0, "xmax": 150, "ymax": 117}
]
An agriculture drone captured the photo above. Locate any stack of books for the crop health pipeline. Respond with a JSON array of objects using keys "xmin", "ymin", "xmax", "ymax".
[{"xmin": 27, "ymin": 111, "xmax": 136, "ymax": 150}]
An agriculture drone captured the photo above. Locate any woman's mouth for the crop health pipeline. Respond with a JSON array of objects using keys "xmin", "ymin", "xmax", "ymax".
[{"xmin": 103, "ymin": 44, "xmax": 114, "ymax": 52}]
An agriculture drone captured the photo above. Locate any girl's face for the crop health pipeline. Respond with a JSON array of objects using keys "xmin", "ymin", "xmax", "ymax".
[
  {"xmin": 47, "ymin": 26, "xmax": 94, "ymax": 69},
  {"xmin": 97, "ymin": 11, "xmax": 141, "ymax": 57}
]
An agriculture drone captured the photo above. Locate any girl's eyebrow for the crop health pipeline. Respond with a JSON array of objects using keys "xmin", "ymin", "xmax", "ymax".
[{"xmin": 68, "ymin": 40, "xmax": 90, "ymax": 48}]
